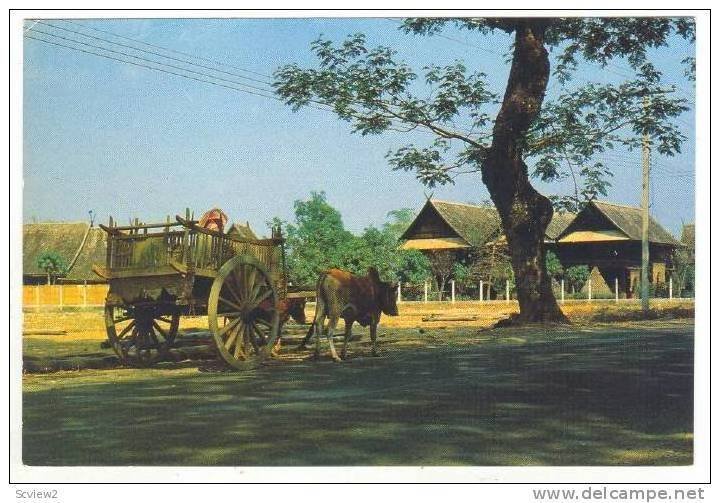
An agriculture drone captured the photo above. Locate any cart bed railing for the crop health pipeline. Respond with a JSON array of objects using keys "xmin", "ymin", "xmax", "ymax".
[{"xmin": 98, "ymin": 215, "xmax": 286, "ymax": 294}]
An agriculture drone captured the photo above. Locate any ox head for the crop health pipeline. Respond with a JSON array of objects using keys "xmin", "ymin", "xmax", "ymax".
[{"xmin": 368, "ymin": 267, "xmax": 399, "ymax": 316}]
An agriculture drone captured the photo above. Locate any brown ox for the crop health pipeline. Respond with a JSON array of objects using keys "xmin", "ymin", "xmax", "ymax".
[{"xmin": 301, "ymin": 267, "xmax": 398, "ymax": 361}]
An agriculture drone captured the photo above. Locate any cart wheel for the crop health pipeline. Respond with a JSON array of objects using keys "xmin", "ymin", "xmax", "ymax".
[
  {"xmin": 104, "ymin": 304, "xmax": 180, "ymax": 367},
  {"xmin": 208, "ymin": 255, "xmax": 280, "ymax": 370}
]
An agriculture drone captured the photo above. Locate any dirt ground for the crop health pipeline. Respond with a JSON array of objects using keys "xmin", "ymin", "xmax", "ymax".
[
  {"xmin": 21, "ymin": 301, "xmax": 694, "ymax": 466},
  {"xmin": 22, "ymin": 298, "xmax": 694, "ymax": 338},
  {"xmin": 22, "ymin": 299, "xmax": 693, "ymax": 370}
]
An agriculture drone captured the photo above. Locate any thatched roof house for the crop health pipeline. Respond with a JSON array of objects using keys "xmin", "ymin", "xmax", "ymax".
[
  {"xmin": 553, "ymin": 201, "xmax": 680, "ymax": 297},
  {"xmin": 23, "ymin": 222, "xmax": 107, "ymax": 284},
  {"xmin": 399, "ymin": 199, "xmax": 575, "ymax": 250},
  {"xmin": 399, "ymin": 198, "xmax": 682, "ymax": 298},
  {"xmin": 400, "ymin": 200, "xmax": 500, "ymax": 250},
  {"xmin": 557, "ymin": 201, "xmax": 679, "ymax": 246}
]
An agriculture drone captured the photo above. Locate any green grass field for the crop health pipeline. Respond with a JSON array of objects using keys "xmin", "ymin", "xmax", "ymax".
[{"xmin": 23, "ymin": 318, "xmax": 693, "ymax": 466}]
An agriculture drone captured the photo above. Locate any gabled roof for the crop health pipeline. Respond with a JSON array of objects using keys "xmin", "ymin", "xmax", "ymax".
[
  {"xmin": 400, "ymin": 199, "xmax": 575, "ymax": 248},
  {"xmin": 558, "ymin": 201, "xmax": 679, "ymax": 246},
  {"xmin": 545, "ymin": 211, "xmax": 576, "ymax": 241},
  {"xmin": 400, "ymin": 199, "xmax": 501, "ymax": 247},
  {"xmin": 227, "ymin": 222, "xmax": 258, "ymax": 240},
  {"xmin": 428, "ymin": 200, "xmax": 502, "ymax": 247}
]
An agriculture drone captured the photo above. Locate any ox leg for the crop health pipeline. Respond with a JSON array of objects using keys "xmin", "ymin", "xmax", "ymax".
[
  {"xmin": 298, "ymin": 323, "xmax": 314, "ymax": 350},
  {"xmin": 370, "ymin": 322, "xmax": 379, "ymax": 357},
  {"xmin": 314, "ymin": 317, "xmax": 324, "ymax": 360},
  {"xmin": 312, "ymin": 303, "xmax": 325, "ymax": 359},
  {"xmin": 271, "ymin": 335, "xmax": 282, "ymax": 357},
  {"xmin": 341, "ymin": 320, "xmax": 353, "ymax": 360},
  {"xmin": 326, "ymin": 317, "xmax": 342, "ymax": 362}
]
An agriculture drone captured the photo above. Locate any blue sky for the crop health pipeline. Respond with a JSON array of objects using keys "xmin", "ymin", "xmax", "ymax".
[{"xmin": 23, "ymin": 17, "xmax": 695, "ymax": 237}]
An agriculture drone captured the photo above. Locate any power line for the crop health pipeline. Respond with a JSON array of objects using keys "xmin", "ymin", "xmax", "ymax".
[
  {"xmin": 26, "ymin": 20, "xmax": 694, "ymax": 156},
  {"xmin": 61, "ymin": 19, "xmax": 272, "ymax": 79},
  {"xmin": 33, "ymin": 20, "xmax": 275, "ymax": 87},
  {"xmin": 26, "ymin": 26, "xmax": 280, "ymax": 98},
  {"xmin": 24, "ymin": 33, "xmax": 287, "ymax": 102},
  {"xmin": 34, "ymin": 20, "xmax": 484, "ymax": 139},
  {"xmin": 23, "ymin": 32, "xmax": 433, "ymax": 137},
  {"xmin": 50, "ymin": 18, "xmax": 694, "ymax": 132}
]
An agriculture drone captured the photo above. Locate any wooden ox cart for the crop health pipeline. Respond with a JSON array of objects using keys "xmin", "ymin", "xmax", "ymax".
[{"xmin": 93, "ymin": 210, "xmax": 311, "ymax": 370}]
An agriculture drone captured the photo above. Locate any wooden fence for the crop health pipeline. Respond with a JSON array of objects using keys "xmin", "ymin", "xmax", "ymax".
[
  {"xmin": 23, "ymin": 284, "xmax": 109, "ymax": 309},
  {"xmin": 397, "ymin": 277, "xmax": 689, "ymax": 303}
]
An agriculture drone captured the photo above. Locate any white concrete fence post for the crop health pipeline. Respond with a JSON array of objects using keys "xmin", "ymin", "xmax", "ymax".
[
  {"xmin": 560, "ymin": 279, "xmax": 565, "ymax": 304},
  {"xmin": 397, "ymin": 281, "xmax": 402, "ymax": 303},
  {"xmin": 451, "ymin": 280, "xmax": 455, "ymax": 303},
  {"xmin": 615, "ymin": 278, "xmax": 619, "ymax": 303},
  {"xmin": 506, "ymin": 279, "xmax": 510, "ymax": 304},
  {"xmin": 669, "ymin": 277, "xmax": 673, "ymax": 299},
  {"xmin": 587, "ymin": 278, "xmax": 592, "ymax": 301},
  {"xmin": 424, "ymin": 280, "xmax": 428, "ymax": 303},
  {"xmin": 479, "ymin": 280, "xmax": 484, "ymax": 301}
]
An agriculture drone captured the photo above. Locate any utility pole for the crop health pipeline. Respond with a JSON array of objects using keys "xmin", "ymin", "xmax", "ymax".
[{"xmin": 640, "ymin": 96, "xmax": 651, "ymax": 314}]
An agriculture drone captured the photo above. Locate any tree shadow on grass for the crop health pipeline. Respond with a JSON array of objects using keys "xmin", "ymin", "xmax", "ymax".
[{"xmin": 22, "ymin": 325, "xmax": 693, "ymax": 466}]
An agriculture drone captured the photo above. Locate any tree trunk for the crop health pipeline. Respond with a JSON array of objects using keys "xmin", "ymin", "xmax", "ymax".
[
  {"xmin": 437, "ymin": 275, "xmax": 447, "ymax": 301},
  {"xmin": 481, "ymin": 20, "xmax": 568, "ymax": 323}
]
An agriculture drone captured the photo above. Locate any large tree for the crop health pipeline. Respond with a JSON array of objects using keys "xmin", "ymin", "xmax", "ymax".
[
  {"xmin": 274, "ymin": 17, "xmax": 693, "ymax": 323},
  {"xmin": 278, "ymin": 193, "xmax": 430, "ymax": 285},
  {"xmin": 280, "ymin": 191, "xmax": 354, "ymax": 286}
]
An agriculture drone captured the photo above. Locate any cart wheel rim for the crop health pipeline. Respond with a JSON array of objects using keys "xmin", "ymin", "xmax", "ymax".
[{"xmin": 208, "ymin": 255, "xmax": 280, "ymax": 370}]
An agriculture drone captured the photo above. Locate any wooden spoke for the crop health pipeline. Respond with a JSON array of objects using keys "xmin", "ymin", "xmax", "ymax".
[
  {"xmin": 153, "ymin": 321, "xmax": 170, "ymax": 341},
  {"xmin": 247, "ymin": 324, "xmax": 261, "ymax": 353},
  {"xmin": 223, "ymin": 276, "xmax": 243, "ymax": 306},
  {"xmin": 224, "ymin": 321, "xmax": 241, "ymax": 351},
  {"xmin": 217, "ymin": 316, "xmax": 242, "ymax": 338},
  {"xmin": 248, "ymin": 282, "xmax": 262, "ymax": 304},
  {"xmin": 116, "ymin": 320, "xmax": 136, "ymax": 340},
  {"xmin": 255, "ymin": 317, "xmax": 272, "ymax": 328},
  {"xmin": 249, "ymin": 287, "xmax": 273, "ymax": 309},
  {"xmin": 232, "ymin": 266, "xmax": 243, "ymax": 299},
  {"xmin": 234, "ymin": 326, "xmax": 247, "ymax": 360},
  {"xmin": 218, "ymin": 295, "xmax": 243, "ymax": 312},
  {"xmin": 251, "ymin": 323, "xmax": 268, "ymax": 346},
  {"xmin": 147, "ymin": 328, "xmax": 160, "ymax": 347},
  {"xmin": 242, "ymin": 324, "xmax": 252, "ymax": 354},
  {"xmin": 247, "ymin": 267, "xmax": 257, "ymax": 298}
]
